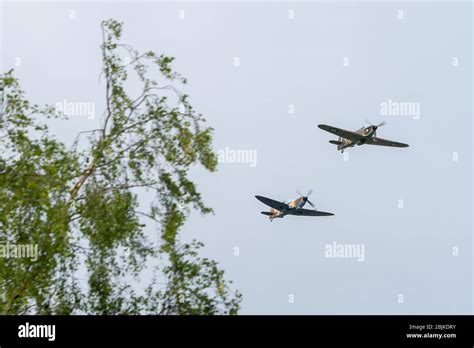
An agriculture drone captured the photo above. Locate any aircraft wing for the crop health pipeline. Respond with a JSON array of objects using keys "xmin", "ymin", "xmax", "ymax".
[
  {"xmin": 365, "ymin": 137, "xmax": 409, "ymax": 148},
  {"xmin": 255, "ymin": 195, "xmax": 288, "ymax": 212},
  {"xmin": 318, "ymin": 124, "xmax": 363, "ymax": 141},
  {"xmin": 291, "ymin": 208, "xmax": 334, "ymax": 217}
]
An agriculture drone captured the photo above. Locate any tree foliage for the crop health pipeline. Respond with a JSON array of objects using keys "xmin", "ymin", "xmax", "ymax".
[{"xmin": 0, "ymin": 19, "xmax": 241, "ymax": 315}]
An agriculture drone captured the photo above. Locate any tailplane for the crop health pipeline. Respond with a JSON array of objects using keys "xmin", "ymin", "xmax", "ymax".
[{"xmin": 330, "ymin": 136, "xmax": 345, "ymax": 152}]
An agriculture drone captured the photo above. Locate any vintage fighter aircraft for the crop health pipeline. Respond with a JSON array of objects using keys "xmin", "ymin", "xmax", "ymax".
[
  {"xmin": 318, "ymin": 120, "xmax": 409, "ymax": 153},
  {"xmin": 255, "ymin": 190, "xmax": 334, "ymax": 221}
]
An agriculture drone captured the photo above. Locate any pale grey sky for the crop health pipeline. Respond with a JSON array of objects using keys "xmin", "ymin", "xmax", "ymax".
[{"xmin": 1, "ymin": 0, "xmax": 472, "ymax": 314}]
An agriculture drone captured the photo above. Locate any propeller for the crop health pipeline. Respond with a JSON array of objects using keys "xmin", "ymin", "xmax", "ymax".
[
  {"xmin": 365, "ymin": 118, "xmax": 386, "ymax": 136},
  {"xmin": 297, "ymin": 189, "xmax": 315, "ymax": 208}
]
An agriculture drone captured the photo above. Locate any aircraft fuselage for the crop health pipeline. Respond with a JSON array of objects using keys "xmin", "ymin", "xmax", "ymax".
[
  {"xmin": 337, "ymin": 126, "xmax": 376, "ymax": 152},
  {"xmin": 267, "ymin": 197, "xmax": 307, "ymax": 221}
]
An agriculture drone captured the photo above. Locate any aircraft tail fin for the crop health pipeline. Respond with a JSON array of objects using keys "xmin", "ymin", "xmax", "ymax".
[{"xmin": 330, "ymin": 136, "xmax": 346, "ymax": 151}]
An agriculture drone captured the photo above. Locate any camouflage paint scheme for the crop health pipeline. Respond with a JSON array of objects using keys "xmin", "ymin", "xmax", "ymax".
[
  {"xmin": 255, "ymin": 195, "xmax": 334, "ymax": 222},
  {"xmin": 318, "ymin": 123, "xmax": 409, "ymax": 153}
]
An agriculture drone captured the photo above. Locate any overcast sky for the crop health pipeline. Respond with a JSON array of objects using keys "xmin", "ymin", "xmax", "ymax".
[{"xmin": 1, "ymin": 0, "xmax": 472, "ymax": 314}]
